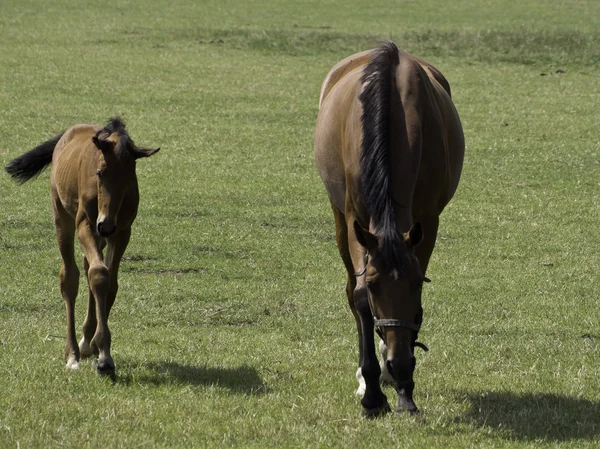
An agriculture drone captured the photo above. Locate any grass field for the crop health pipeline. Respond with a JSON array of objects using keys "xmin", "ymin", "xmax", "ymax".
[{"xmin": 1, "ymin": 0, "xmax": 599, "ymax": 447}]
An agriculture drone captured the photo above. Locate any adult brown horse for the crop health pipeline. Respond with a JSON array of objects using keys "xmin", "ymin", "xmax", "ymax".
[
  {"xmin": 315, "ymin": 42, "xmax": 464, "ymax": 416},
  {"xmin": 6, "ymin": 118, "xmax": 159, "ymax": 378}
]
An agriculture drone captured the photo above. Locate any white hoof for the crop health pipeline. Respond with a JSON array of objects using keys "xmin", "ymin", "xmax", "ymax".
[
  {"xmin": 355, "ymin": 367, "xmax": 366, "ymax": 397},
  {"xmin": 66, "ymin": 356, "xmax": 80, "ymax": 370},
  {"xmin": 79, "ymin": 338, "xmax": 93, "ymax": 359}
]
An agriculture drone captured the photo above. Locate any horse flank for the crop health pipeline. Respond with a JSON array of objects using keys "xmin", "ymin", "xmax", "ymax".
[{"xmin": 359, "ymin": 41, "xmax": 407, "ymax": 272}]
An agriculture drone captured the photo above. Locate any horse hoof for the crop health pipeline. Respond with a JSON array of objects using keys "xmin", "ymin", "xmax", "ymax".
[
  {"xmin": 96, "ymin": 361, "xmax": 116, "ymax": 379},
  {"xmin": 396, "ymin": 400, "xmax": 419, "ymax": 415},
  {"xmin": 361, "ymin": 402, "xmax": 391, "ymax": 418},
  {"xmin": 66, "ymin": 356, "xmax": 80, "ymax": 370}
]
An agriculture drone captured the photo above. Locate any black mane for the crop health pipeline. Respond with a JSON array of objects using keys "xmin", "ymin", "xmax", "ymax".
[
  {"xmin": 96, "ymin": 117, "xmax": 135, "ymax": 158},
  {"xmin": 359, "ymin": 41, "xmax": 407, "ymax": 272}
]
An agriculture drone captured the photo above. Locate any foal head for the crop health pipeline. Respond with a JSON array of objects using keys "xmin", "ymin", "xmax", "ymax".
[
  {"xmin": 354, "ymin": 221, "xmax": 427, "ymax": 401},
  {"xmin": 91, "ymin": 118, "xmax": 159, "ymax": 237}
]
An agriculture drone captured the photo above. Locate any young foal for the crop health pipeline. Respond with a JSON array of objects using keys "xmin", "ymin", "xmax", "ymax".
[
  {"xmin": 6, "ymin": 118, "xmax": 159, "ymax": 377},
  {"xmin": 315, "ymin": 42, "xmax": 464, "ymax": 415}
]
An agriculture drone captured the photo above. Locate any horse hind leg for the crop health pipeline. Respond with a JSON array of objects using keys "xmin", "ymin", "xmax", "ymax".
[
  {"xmin": 332, "ymin": 205, "xmax": 364, "ymax": 396},
  {"xmin": 53, "ymin": 201, "xmax": 80, "ymax": 369}
]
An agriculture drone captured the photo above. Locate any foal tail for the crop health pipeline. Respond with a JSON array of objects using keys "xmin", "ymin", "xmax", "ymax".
[
  {"xmin": 359, "ymin": 41, "xmax": 404, "ymax": 267},
  {"xmin": 5, "ymin": 132, "xmax": 64, "ymax": 184}
]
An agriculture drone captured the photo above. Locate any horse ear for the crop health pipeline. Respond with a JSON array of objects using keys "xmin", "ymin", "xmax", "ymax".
[
  {"xmin": 132, "ymin": 147, "xmax": 160, "ymax": 159},
  {"xmin": 407, "ymin": 222, "xmax": 423, "ymax": 246},
  {"xmin": 92, "ymin": 135, "xmax": 114, "ymax": 153},
  {"xmin": 353, "ymin": 220, "xmax": 378, "ymax": 250}
]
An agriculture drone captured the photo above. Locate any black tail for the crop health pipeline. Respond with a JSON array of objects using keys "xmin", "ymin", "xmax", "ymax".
[
  {"xmin": 5, "ymin": 133, "xmax": 64, "ymax": 184},
  {"xmin": 359, "ymin": 41, "xmax": 406, "ymax": 271}
]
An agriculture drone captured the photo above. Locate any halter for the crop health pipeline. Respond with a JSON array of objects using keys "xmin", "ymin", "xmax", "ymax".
[{"xmin": 353, "ymin": 266, "xmax": 429, "ymax": 352}]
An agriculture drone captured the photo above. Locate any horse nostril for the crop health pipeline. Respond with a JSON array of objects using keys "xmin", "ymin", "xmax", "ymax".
[{"xmin": 97, "ymin": 221, "xmax": 115, "ymax": 236}]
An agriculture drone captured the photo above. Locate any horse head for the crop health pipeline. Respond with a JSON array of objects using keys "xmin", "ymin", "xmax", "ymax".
[
  {"xmin": 92, "ymin": 118, "xmax": 159, "ymax": 237},
  {"xmin": 354, "ymin": 220, "xmax": 428, "ymax": 413}
]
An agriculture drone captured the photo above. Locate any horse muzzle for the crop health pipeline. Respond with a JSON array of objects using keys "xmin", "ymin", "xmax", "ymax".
[
  {"xmin": 386, "ymin": 356, "xmax": 415, "ymax": 385},
  {"xmin": 96, "ymin": 218, "xmax": 116, "ymax": 237},
  {"xmin": 386, "ymin": 356, "xmax": 419, "ymax": 413}
]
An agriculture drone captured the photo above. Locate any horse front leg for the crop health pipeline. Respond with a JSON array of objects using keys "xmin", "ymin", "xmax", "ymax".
[
  {"xmin": 353, "ymin": 284, "xmax": 390, "ymax": 417},
  {"xmin": 337, "ymin": 209, "xmax": 390, "ymax": 417},
  {"xmin": 79, "ymin": 255, "xmax": 98, "ymax": 359},
  {"xmin": 77, "ymin": 218, "xmax": 114, "ymax": 378},
  {"xmin": 104, "ymin": 227, "xmax": 130, "ymax": 319}
]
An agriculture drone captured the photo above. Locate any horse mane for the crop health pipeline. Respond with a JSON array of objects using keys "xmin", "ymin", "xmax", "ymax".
[
  {"xmin": 96, "ymin": 117, "xmax": 135, "ymax": 159},
  {"xmin": 359, "ymin": 41, "xmax": 407, "ymax": 273}
]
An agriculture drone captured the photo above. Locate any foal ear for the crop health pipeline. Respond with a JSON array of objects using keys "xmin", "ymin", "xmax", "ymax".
[
  {"xmin": 131, "ymin": 147, "xmax": 160, "ymax": 159},
  {"xmin": 406, "ymin": 222, "xmax": 424, "ymax": 246},
  {"xmin": 92, "ymin": 135, "xmax": 114, "ymax": 153},
  {"xmin": 353, "ymin": 220, "xmax": 378, "ymax": 250}
]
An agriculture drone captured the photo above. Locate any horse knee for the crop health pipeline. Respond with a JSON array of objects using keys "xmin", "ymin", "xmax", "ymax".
[
  {"xmin": 59, "ymin": 265, "xmax": 79, "ymax": 296},
  {"xmin": 352, "ymin": 285, "xmax": 370, "ymax": 316},
  {"xmin": 87, "ymin": 265, "xmax": 109, "ymax": 294}
]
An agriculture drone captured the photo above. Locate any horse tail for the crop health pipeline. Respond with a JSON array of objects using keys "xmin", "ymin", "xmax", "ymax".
[
  {"xmin": 359, "ymin": 41, "xmax": 405, "ymax": 269},
  {"xmin": 5, "ymin": 132, "xmax": 64, "ymax": 184}
]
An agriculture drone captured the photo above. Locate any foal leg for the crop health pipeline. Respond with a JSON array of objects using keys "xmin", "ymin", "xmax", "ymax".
[
  {"xmin": 77, "ymin": 219, "xmax": 114, "ymax": 377},
  {"xmin": 80, "ymin": 239, "xmax": 106, "ymax": 358},
  {"xmin": 104, "ymin": 227, "xmax": 131, "ymax": 319},
  {"xmin": 53, "ymin": 200, "xmax": 80, "ymax": 369},
  {"xmin": 79, "ymin": 255, "xmax": 97, "ymax": 359}
]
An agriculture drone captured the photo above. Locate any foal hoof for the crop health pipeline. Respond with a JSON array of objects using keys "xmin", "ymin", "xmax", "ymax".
[{"xmin": 361, "ymin": 401, "xmax": 391, "ymax": 418}]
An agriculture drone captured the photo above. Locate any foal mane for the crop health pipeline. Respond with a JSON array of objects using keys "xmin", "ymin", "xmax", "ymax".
[
  {"xmin": 96, "ymin": 117, "xmax": 135, "ymax": 160},
  {"xmin": 359, "ymin": 41, "xmax": 407, "ymax": 273}
]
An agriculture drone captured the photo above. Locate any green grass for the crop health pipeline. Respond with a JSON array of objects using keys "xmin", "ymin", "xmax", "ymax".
[{"xmin": 1, "ymin": 0, "xmax": 599, "ymax": 447}]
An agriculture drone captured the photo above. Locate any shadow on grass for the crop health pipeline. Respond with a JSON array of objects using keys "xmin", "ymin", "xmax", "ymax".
[
  {"xmin": 458, "ymin": 391, "xmax": 600, "ymax": 441},
  {"xmin": 118, "ymin": 361, "xmax": 267, "ymax": 395}
]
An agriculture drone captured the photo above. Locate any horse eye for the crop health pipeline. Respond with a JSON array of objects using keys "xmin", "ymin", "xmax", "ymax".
[{"xmin": 367, "ymin": 281, "xmax": 380, "ymax": 294}]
